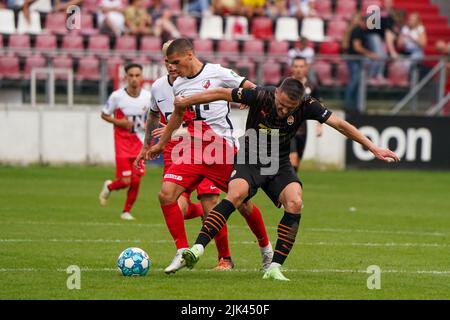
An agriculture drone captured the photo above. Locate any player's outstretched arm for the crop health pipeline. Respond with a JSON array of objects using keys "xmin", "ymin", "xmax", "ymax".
[
  {"xmin": 173, "ymin": 88, "xmax": 234, "ymax": 109},
  {"xmin": 325, "ymin": 114, "xmax": 400, "ymax": 163}
]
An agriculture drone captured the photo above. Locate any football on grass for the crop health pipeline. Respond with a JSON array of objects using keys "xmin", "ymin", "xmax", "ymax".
[{"xmin": 117, "ymin": 247, "xmax": 151, "ymax": 276}]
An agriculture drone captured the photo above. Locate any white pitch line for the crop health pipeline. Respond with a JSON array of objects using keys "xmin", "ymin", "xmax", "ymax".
[
  {"xmin": 0, "ymin": 267, "xmax": 449, "ymax": 276},
  {"xmin": 0, "ymin": 238, "xmax": 448, "ymax": 248},
  {"xmin": 1, "ymin": 220, "xmax": 448, "ymax": 237}
]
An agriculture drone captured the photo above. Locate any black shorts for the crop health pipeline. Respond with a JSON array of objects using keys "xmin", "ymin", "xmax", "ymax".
[{"xmin": 229, "ymin": 161, "xmax": 302, "ymax": 208}]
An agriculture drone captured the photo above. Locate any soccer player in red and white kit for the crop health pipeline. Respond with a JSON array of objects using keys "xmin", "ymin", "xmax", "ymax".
[
  {"xmin": 99, "ymin": 63, "xmax": 151, "ymax": 221},
  {"xmin": 137, "ymin": 39, "xmax": 273, "ymax": 273}
]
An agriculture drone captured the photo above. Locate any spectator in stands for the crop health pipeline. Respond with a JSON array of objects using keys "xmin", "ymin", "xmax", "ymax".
[
  {"xmin": 241, "ymin": 0, "xmax": 265, "ymax": 19},
  {"xmin": 343, "ymin": 12, "xmax": 379, "ymax": 114},
  {"xmin": 288, "ymin": 37, "xmax": 314, "ymax": 66},
  {"xmin": 397, "ymin": 12, "xmax": 427, "ymax": 64},
  {"xmin": 124, "ymin": 0, "xmax": 152, "ymax": 35},
  {"xmin": 54, "ymin": 0, "xmax": 84, "ymax": 12},
  {"xmin": 149, "ymin": 0, "xmax": 180, "ymax": 42},
  {"xmin": 186, "ymin": 0, "xmax": 211, "ymax": 16},
  {"xmin": 288, "ymin": 0, "xmax": 317, "ymax": 18},
  {"xmin": 265, "ymin": 0, "xmax": 288, "ymax": 19},
  {"xmin": 212, "ymin": 0, "xmax": 238, "ymax": 16},
  {"xmin": 98, "ymin": 0, "xmax": 126, "ymax": 37},
  {"xmin": 6, "ymin": 0, "xmax": 37, "ymax": 23},
  {"xmin": 436, "ymin": 40, "xmax": 450, "ymax": 56},
  {"xmin": 365, "ymin": 0, "xmax": 398, "ymax": 85}
]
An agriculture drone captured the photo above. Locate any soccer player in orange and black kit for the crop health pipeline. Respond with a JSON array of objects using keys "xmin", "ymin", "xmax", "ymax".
[{"xmin": 169, "ymin": 78, "xmax": 400, "ymax": 281}]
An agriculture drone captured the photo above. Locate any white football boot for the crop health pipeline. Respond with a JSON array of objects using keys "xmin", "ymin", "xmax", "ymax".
[
  {"xmin": 260, "ymin": 242, "xmax": 274, "ymax": 272},
  {"xmin": 120, "ymin": 212, "xmax": 136, "ymax": 221},
  {"xmin": 99, "ymin": 180, "xmax": 112, "ymax": 206},
  {"xmin": 164, "ymin": 248, "xmax": 188, "ymax": 274}
]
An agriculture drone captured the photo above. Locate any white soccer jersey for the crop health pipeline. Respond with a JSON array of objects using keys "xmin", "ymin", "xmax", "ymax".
[
  {"xmin": 150, "ymin": 75, "xmax": 176, "ymax": 124},
  {"xmin": 172, "ymin": 63, "xmax": 246, "ymax": 147},
  {"xmin": 102, "ymin": 88, "xmax": 151, "ymax": 157}
]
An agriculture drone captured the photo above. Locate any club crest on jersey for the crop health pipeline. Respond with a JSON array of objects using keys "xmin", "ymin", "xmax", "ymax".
[
  {"xmin": 305, "ymin": 87, "xmax": 312, "ymax": 95},
  {"xmin": 202, "ymin": 80, "xmax": 211, "ymax": 89},
  {"xmin": 287, "ymin": 115, "xmax": 295, "ymax": 125}
]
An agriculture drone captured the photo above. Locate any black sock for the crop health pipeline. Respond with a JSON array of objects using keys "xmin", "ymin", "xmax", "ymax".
[
  {"xmin": 272, "ymin": 212, "xmax": 301, "ymax": 265},
  {"xmin": 195, "ymin": 199, "xmax": 235, "ymax": 248}
]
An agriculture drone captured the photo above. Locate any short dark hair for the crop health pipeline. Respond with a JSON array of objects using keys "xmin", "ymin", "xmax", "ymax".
[
  {"xmin": 291, "ymin": 56, "xmax": 307, "ymax": 66},
  {"xmin": 166, "ymin": 38, "xmax": 194, "ymax": 56},
  {"xmin": 279, "ymin": 77, "xmax": 305, "ymax": 101},
  {"xmin": 124, "ymin": 63, "xmax": 143, "ymax": 73}
]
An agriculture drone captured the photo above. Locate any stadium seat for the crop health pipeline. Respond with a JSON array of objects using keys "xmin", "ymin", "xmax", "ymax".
[
  {"xmin": 76, "ymin": 56, "xmax": 100, "ymax": 81},
  {"xmin": 52, "ymin": 55, "xmax": 74, "ymax": 80},
  {"xmin": 312, "ymin": 61, "xmax": 334, "ymax": 86},
  {"xmin": 387, "ymin": 61, "xmax": 409, "ymax": 87},
  {"xmin": 235, "ymin": 58, "xmax": 256, "ymax": 81},
  {"xmin": 193, "ymin": 39, "xmax": 214, "ymax": 59},
  {"xmin": 106, "ymin": 56, "xmax": 124, "ymax": 80},
  {"xmin": 199, "ymin": 15, "xmax": 223, "ymax": 40},
  {"xmin": 335, "ymin": 61, "xmax": 350, "ymax": 86},
  {"xmin": 251, "ymin": 16, "xmax": 273, "ymax": 40},
  {"xmin": 76, "ymin": 13, "xmax": 98, "ymax": 36},
  {"xmin": 8, "ymin": 34, "xmax": 31, "ymax": 56},
  {"xmin": 0, "ymin": 9, "xmax": 16, "ymax": 34},
  {"xmin": 262, "ymin": 60, "xmax": 282, "ymax": 85},
  {"xmin": 326, "ymin": 19, "xmax": 348, "ymax": 42},
  {"xmin": 17, "ymin": 11, "xmax": 42, "ymax": 34},
  {"xmin": 300, "ymin": 17, "xmax": 325, "ymax": 42},
  {"xmin": 335, "ymin": 0, "xmax": 357, "ymax": 20},
  {"xmin": 314, "ymin": 0, "xmax": 333, "ymax": 20},
  {"xmin": 62, "ymin": 34, "xmax": 84, "ymax": 57},
  {"xmin": 81, "ymin": 0, "xmax": 98, "ymax": 13},
  {"xmin": 35, "ymin": 34, "xmax": 57, "ymax": 57},
  {"xmin": 140, "ymin": 36, "xmax": 162, "ymax": 53},
  {"xmin": 164, "ymin": 0, "xmax": 181, "ymax": 14},
  {"xmin": 224, "ymin": 16, "xmax": 250, "ymax": 40},
  {"xmin": 114, "ymin": 35, "xmax": 138, "ymax": 58},
  {"xmin": 45, "ymin": 12, "xmax": 69, "ymax": 34},
  {"xmin": 87, "ymin": 35, "xmax": 110, "ymax": 57},
  {"xmin": 176, "ymin": 15, "xmax": 198, "ymax": 39},
  {"xmin": 275, "ymin": 17, "xmax": 299, "ymax": 42},
  {"xmin": 268, "ymin": 40, "xmax": 289, "ymax": 62},
  {"xmin": 0, "ymin": 55, "xmax": 21, "ymax": 79},
  {"xmin": 319, "ymin": 41, "xmax": 341, "ymax": 60},
  {"xmin": 29, "ymin": 0, "xmax": 52, "ymax": 13},
  {"xmin": 24, "ymin": 54, "xmax": 47, "ymax": 79},
  {"xmin": 217, "ymin": 39, "xmax": 239, "ymax": 54},
  {"xmin": 242, "ymin": 39, "xmax": 264, "ymax": 57}
]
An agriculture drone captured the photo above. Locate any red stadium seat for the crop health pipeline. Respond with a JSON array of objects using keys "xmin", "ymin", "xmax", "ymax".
[
  {"xmin": 0, "ymin": 55, "xmax": 21, "ymax": 79},
  {"xmin": 87, "ymin": 34, "xmax": 110, "ymax": 57},
  {"xmin": 76, "ymin": 56, "xmax": 100, "ymax": 81},
  {"xmin": 164, "ymin": 0, "xmax": 181, "ymax": 14},
  {"xmin": 24, "ymin": 54, "xmax": 47, "ymax": 79},
  {"xmin": 319, "ymin": 41, "xmax": 341, "ymax": 57},
  {"xmin": 45, "ymin": 12, "xmax": 68, "ymax": 34},
  {"xmin": 176, "ymin": 15, "xmax": 198, "ymax": 39},
  {"xmin": 326, "ymin": 19, "xmax": 348, "ymax": 42},
  {"xmin": 193, "ymin": 39, "xmax": 213, "ymax": 55},
  {"xmin": 62, "ymin": 34, "xmax": 84, "ymax": 56},
  {"xmin": 335, "ymin": 61, "xmax": 350, "ymax": 86},
  {"xmin": 235, "ymin": 58, "xmax": 256, "ymax": 81},
  {"xmin": 76, "ymin": 13, "xmax": 98, "ymax": 36},
  {"xmin": 8, "ymin": 34, "xmax": 30, "ymax": 56},
  {"xmin": 314, "ymin": 0, "xmax": 333, "ymax": 20},
  {"xmin": 335, "ymin": 0, "xmax": 357, "ymax": 20},
  {"xmin": 140, "ymin": 36, "xmax": 162, "ymax": 53},
  {"xmin": 268, "ymin": 40, "xmax": 289, "ymax": 63},
  {"xmin": 115, "ymin": 35, "xmax": 138, "ymax": 58},
  {"xmin": 52, "ymin": 55, "xmax": 74, "ymax": 80},
  {"xmin": 242, "ymin": 39, "xmax": 264, "ymax": 57},
  {"xmin": 106, "ymin": 56, "xmax": 124, "ymax": 80},
  {"xmin": 262, "ymin": 60, "xmax": 282, "ymax": 85},
  {"xmin": 82, "ymin": 0, "xmax": 98, "ymax": 13},
  {"xmin": 313, "ymin": 61, "xmax": 334, "ymax": 86},
  {"xmin": 387, "ymin": 61, "xmax": 409, "ymax": 87},
  {"xmin": 251, "ymin": 17, "xmax": 273, "ymax": 40},
  {"xmin": 34, "ymin": 34, "xmax": 57, "ymax": 57}
]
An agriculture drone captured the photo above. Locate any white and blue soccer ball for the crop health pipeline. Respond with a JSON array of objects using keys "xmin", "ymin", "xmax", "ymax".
[{"xmin": 117, "ymin": 247, "xmax": 151, "ymax": 276}]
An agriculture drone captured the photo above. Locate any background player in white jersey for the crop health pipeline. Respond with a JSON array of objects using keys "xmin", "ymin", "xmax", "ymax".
[
  {"xmin": 99, "ymin": 63, "xmax": 151, "ymax": 221},
  {"xmin": 140, "ymin": 38, "xmax": 273, "ymax": 273},
  {"xmin": 140, "ymin": 41, "xmax": 234, "ymax": 272}
]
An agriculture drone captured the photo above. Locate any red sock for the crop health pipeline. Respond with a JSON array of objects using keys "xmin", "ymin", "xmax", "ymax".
[
  {"xmin": 244, "ymin": 205, "xmax": 269, "ymax": 248},
  {"xmin": 123, "ymin": 176, "xmax": 141, "ymax": 213},
  {"xmin": 213, "ymin": 223, "xmax": 231, "ymax": 259},
  {"xmin": 161, "ymin": 201, "xmax": 189, "ymax": 249},
  {"xmin": 184, "ymin": 201, "xmax": 204, "ymax": 220},
  {"xmin": 108, "ymin": 179, "xmax": 129, "ymax": 191}
]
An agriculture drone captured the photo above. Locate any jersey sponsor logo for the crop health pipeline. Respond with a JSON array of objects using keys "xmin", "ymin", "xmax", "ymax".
[
  {"xmin": 287, "ymin": 115, "xmax": 295, "ymax": 125},
  {"xmin": 321, "ymin": 110, "xmax": 329, "ymax": 118},
  {"xmin": 202, "ymin": 80, "xmax": 211, "ymax": 89},
  {"xmin": 164, "ymin": 173, "xmax": 183, "ymax": 181},
  {"xmin": 305, "ymin": 87, "xmax": 312, "ymax": 95}
]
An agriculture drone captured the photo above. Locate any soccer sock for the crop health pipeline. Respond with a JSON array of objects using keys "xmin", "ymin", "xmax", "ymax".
[
  {"xmin": 244, "ymin": 205, "xmax": 270, "ymax": 248},
  {"xmin": 195, "ymin": 199, "xmax": 235, "ymax": 248},
  {"xmin": 213, "ymin": 223, "xmax": 231, "ymax": 259},
  {"xmin": 184, "ymin": 201, "xmax": 204, "ymax": 220},
  {"xmin": 161, "ymin": 201, "xmax": 189, "ymax": 250},
  {"xmin": 272, "ymin": 212, "xmax": 301, "ymax": 265},
  {"xmin": 108, "ymin": 179, "xmax": 130, "ymax": 191},
  {"xmin": 123, "ymin": 176, "xmax": 141, "ymax": 213}
]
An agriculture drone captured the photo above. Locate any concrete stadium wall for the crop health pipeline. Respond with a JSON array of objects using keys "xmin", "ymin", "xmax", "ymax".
[{"xmin": 0, "ymin": 106, "xmax": 345, "ymax": 168}]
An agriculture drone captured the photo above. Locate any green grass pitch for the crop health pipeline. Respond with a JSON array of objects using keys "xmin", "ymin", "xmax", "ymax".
[{"xmin": 0, "ymin": 165, "xmax": 449, "ymax": 299}]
